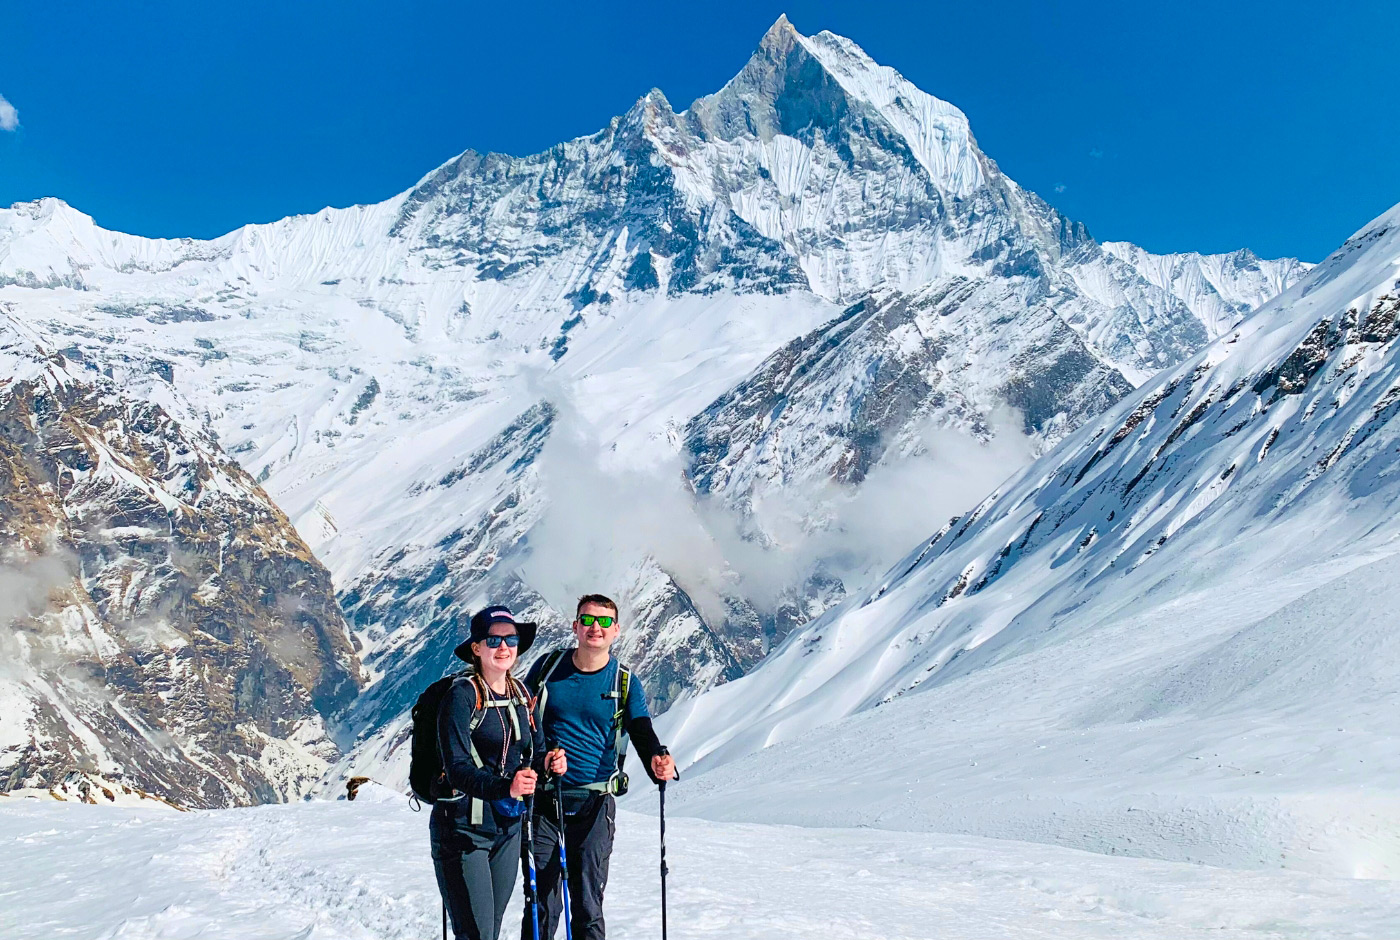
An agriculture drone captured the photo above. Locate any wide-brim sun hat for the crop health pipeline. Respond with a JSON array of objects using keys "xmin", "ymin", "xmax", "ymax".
[{"xmin": 454, "ymin": 604, "xmax": 538, "ymax": 661}]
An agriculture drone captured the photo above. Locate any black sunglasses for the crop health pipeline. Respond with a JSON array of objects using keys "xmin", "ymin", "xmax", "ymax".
[{"xmin": 480, "ymin": 634, "xmax": 520, "ymax": 648}]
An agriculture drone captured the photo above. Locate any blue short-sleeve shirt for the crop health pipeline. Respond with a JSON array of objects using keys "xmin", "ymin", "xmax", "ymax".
[{"xmin": 525, "ymin": 651, "xmax": 649, "ymax": 790}]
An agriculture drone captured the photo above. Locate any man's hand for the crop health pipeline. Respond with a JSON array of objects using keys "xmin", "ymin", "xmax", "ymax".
[
  {"xmin": 545, "ymin": 747, "xmax": 567, "ymax": 777},
  {"xmin": 510, "ymin": 767, "xmax": 538, "ymax": 799},
  {"xmin": 650, "ymin": 752, "xmax": 676, "ymax": 782}
]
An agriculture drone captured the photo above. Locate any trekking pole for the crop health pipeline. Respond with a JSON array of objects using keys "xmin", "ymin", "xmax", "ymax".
[
  {"xmin": 659, "ymin": 779, "xmax": 669, "ymax": 940},
  {"xmin": 442, "ymin": 901, "xmax": 447, "ymax": 940},
  {"xmin": 548, "ymin": 744, "xmax": 573, "ymax": 940},
  {"xmin": 521, "ymin": 789, "xmax": 541, "ymax": 940},
  {"xmin": 657, "ymin": 747, "xmax": 677, "ymax": 940}
]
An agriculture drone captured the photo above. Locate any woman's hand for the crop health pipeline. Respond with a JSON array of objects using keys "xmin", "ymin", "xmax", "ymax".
[
  {"xmin": 509, "ymin": 767, "xmax": 538, "ymax": 799},
  {"xmin": 545, "ymin": 748, "xmax": 567, "ymax": 777}
]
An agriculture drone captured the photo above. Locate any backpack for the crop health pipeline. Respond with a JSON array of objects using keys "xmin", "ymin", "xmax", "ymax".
[
  {"xmin": 532, "ymin": 649, "xmax": 634, "ymax": 795},
  {"xmin": 409, "ymin": 669, "xmax": 536, "ymax": 812}
]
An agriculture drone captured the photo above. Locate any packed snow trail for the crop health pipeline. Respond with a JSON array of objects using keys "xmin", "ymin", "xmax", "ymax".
[{"xmin": 2, "ymin": 797, "xmax": 1397, "ymax": 939}]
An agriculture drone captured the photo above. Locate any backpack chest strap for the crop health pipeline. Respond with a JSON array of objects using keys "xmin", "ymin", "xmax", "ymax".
[{"xmin": 459, "ymin": 674, "xmax": 533, "ymax": 826}]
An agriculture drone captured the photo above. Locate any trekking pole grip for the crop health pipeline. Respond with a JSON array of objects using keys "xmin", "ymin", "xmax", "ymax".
[{"xmin": 656, "ymin": 745, "xmax": 679, "ymax": 784}]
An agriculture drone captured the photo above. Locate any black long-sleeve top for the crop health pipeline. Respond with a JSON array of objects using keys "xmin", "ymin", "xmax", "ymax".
[{"xmin": 437, "ymin": 677, "xmax": 543, "ymax": 803}]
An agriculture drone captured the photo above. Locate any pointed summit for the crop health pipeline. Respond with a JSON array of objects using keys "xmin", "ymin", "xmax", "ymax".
[
  {"xmin": 759, "ymin": 13, "xmax": 799, "ymax": 50},
  {"xmin": 688, "ymin": 18, "xmax": 985, "ymax": 196},
  {"xmin": 617, "ymin": 86, "xmax": 681, "ymax": 144},
  {"xmin": 687, "ymin": 17, "xmax": 847, "ymax": 146},
  {"xmin": 622, "ymin": 86, "xmax": 675, "ymax": 119}
]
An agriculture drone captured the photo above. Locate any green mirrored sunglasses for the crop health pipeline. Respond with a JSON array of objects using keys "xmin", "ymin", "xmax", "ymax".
[{"xmin": 578, "ymin": 614, "xmax": 616, "ymax": 628}]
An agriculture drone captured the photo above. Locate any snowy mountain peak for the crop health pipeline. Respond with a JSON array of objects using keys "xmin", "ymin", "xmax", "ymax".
[
  {"xmin": 620, "ymin": 86, "xmax": 680, "ymax": 137},
  {"xmin": 0, "ymin": 17, "xmax": 1312, "ymax": 808},
  {"xmin": 688, "ymin": 17, "xmax": 983, "ymax": 198},
  {"xmin": 762, "ymin": 12, "xmax": 798, "ymax": 43},
  {"xmin": 8, "ymin": 196, "xmax": 75, "ymax": 221}
]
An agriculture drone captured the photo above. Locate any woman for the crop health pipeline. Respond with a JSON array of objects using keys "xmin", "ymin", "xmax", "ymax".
[{"xmin": 432, "ymin": 604, "xmax": 566, "ymax": 940}]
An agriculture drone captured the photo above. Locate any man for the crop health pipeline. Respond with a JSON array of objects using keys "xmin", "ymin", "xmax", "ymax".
[{"xmin": 522, "ymin": 593, "xmax": 676, "ymax": 940}]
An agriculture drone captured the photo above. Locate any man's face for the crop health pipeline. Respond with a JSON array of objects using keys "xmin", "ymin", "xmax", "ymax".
[{"xmin": 573, "ymin": 602, "xmax": 620, "ymax": 651}]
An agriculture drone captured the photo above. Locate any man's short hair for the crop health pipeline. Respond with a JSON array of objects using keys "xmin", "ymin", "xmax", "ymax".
[{"xmin": 576, "ymin": 593, "xmax": 619, "ymax": 618}]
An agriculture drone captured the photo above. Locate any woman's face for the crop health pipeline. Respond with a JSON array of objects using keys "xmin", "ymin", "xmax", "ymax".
[{"xmin": 473, "ymin": 622, "xmax": 519, "ymax": 673}]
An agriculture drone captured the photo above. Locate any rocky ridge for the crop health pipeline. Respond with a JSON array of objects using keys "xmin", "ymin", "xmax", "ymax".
[{"xmin": 0, "ymin": 311, "xmax": 360, "ymax": 806}]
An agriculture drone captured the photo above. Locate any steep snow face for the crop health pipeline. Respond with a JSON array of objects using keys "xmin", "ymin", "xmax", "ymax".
[
  {"xmin": 798, "ymin": 26, "xmax": 985, "ymax": 198},
  {"xmin": 0, "ymin": 312, "xmax": 360, "ymax": 806},
  {"xmin": 663, "ymin": 204, "xmax": 1400, "ymax": 875},
  {"xmin": 0, "ymin": 18, "xmax": 1306, "ymax": 795},
  {"xmin": 1098, "ymin": 242, "xmax": 1311, "ymax": 341}
]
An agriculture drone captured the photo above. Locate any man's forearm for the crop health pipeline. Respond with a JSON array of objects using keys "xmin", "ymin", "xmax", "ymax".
[{"xmin": 627, "ymin": 716, "xmax": 665, "ymax": 780}]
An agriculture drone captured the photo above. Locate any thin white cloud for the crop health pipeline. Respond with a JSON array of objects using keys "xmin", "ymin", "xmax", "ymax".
[
  {"xmin": 0, "ymin": 95, "xmax": 18, "ymax": 131},
  {"xmin": 1054, "ymin": 183, "xmax": 1067, "ymax": 193}
]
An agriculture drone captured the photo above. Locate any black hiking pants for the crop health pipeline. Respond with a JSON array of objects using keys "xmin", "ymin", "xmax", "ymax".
[
  {"xmin": 431, "ymin": 807, "xmax": 523, "ymax": 940},
  {"xmin": 522, "ymin": 792, "xmax": 615, "ymax": 940}
]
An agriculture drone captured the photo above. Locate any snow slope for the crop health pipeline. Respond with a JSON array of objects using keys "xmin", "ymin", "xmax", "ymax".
[
  {"xmin": 3, "ymin": 797, "xmax": 1397, "ymax": 939},
  {"xmin": 661, "ymin": 203, "xmax": 1400, "ymax": 877}
]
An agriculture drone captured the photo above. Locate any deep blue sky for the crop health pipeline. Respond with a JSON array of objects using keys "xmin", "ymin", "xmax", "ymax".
[{"xmin": 2, "ymin": 1, "xmax": 1394, "ymax": 261}]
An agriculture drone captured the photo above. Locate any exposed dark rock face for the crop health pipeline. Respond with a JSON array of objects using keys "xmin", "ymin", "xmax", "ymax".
[
  {"xmin": 1254, "ymin": 318, "xmax": 1339, "ymax": 398},
  {"xmin": 1358, "ymin": 294, "xmax": 1400, "ymax": 344},
  {"xmin": 0, "ymin": 321, "xmax": 360, "ymax": 807}
]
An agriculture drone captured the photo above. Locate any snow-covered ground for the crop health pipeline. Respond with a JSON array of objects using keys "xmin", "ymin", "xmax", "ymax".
[{"xmin": 3, "ymin": 795, "xmax": 1397, "ymax": 940}]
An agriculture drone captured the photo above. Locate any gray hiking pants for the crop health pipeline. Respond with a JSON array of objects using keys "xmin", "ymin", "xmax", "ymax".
[
  {"xmin": 431, "ymin": 813, "xmax": 523, "ymax": 940},
  {"xmin": 522, "ymin": 793, "xmax": 615, "ymax": 940}
]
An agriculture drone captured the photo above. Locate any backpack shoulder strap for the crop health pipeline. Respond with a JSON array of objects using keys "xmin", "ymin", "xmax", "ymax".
[
  {"xmin": 532, "ymin": 649, "xmax": 568, "ymax": 696},
  {"xmin": 617, "ymin": 663, "xmax": 631, "ymax": 716},
  {"xmin": 611, "ymin": 659, "xmax": 634, "ymax": 775},
  {"xmin": 449, "ymin": 672, "xmax": 490, "ymax": 740},
  {"xmin": 506, "ymin": 674, "xmax": 537, "ymax": 731},
  {"xmin": 440, "ymin": 673, "xmax": 492, "ymax": 825},
  {"xmin": 532, "ymin": 648, "xmax": 569, "ymax": 726}
]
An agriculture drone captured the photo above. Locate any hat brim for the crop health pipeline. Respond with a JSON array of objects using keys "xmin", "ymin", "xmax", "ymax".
[{"xmin": 454, "ymin": 620, "xmax": 538, "ymax": 662}]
